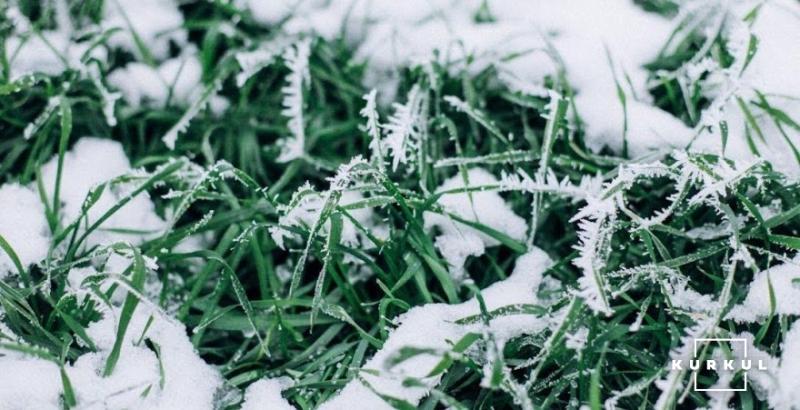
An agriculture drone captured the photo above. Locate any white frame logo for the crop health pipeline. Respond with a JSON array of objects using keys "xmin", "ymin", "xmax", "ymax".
[{"xmin": 692, "ymin": 338, "xmax": 747, "ymax": 392}]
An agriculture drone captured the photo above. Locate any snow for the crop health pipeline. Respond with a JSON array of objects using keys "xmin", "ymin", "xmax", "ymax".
[
  {"xmin": 40, "ymin": 137, "xmax": 168, "ymax": 249},
  {"xmin": 109, "ymin": 55, "xmax": 199, "ymax": 108},
  {"xmin": 0, "ymin": 358, "xmax": 63, "ymax": 410},
  {"xmin": 424, "ymin": 168, "xmax": 527, "ymax": 281},
  {"xmin": 103, "ymin": 0, "xmax": 187, "ymax": 60},
  {"xmin": 6, "ymin": 31, "xmax": 105, "ymax": 80},
  {"xmin": 690, "ymin": 0, "xmax": 800, "ymax": 176},
  {"xmin": 80, "ymin": 306, "xmax": 222, "ymax": 410},
  {"xmin": 0, "ymin": 184, "xmax": 49, "ymax": 278},
  {"xmin": 727, "ymin": 259, "xmax": 800, "ymax": 323},
  {"xmin": 0, "ymin": 304, "xmax": 223, "ymax": 410},
  {"xmin": 320, "ymin": 248, "xmax": 555, "ymax": 409},
  {"xmin": 731, "ymin": 325, "xmax": 800, "ymax": 410},
  {"xmin": 240, "ymin": 377, "xmax": 295, "ymax": 410}
]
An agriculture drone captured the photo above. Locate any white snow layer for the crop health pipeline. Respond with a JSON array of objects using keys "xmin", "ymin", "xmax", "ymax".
[
  {"xmin": 40, "ymin": 137, "xmax": 167, "ymax": 248},
  {"xmin": 732, "ymin": 324, "xmax": 800, "ymax": 410},
  {"xmin": 0, "ymin": 184, "xmax": 50, "ymax": 278},
  {"xmin": 727, "ymin": 258, "xmax": 800, "ymax": 323},
  {"xmin": 6, "ymin": 31, "xmax": 106, "ymax": 80},
  {"xmin": 0, "ymin": 305, "xmax": 222, "ymax": 409},
  {"xmin": 108, "ymin": 54, "xmax": 227, "ymax": 113},
  {"xmin": 424, "ymin": 168, "xmax": 527, "ymax": 280},
  {"xmin": 689, "ymin": 0, "xmax": 800, "ymax": 177},
  {"xmin": 319, "ymin": 248, "xmax": 554, "ymax": 409},
  {"xmin": 241, "ymin": 377, "xmax": 295, "ymax": 410},
  {"xmin": 102, "ymin": 0, "xmax": 187, "ymax": 60}
]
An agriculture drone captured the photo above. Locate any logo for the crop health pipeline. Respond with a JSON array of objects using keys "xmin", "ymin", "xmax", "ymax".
[{"xmin": 669, "ymin": 338, "xmax": 768, "ymax": 392}]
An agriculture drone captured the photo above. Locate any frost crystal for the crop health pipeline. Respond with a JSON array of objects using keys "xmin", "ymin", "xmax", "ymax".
[{"xmin": 277, "ymin": 39, "xmax": 312, "ymax": 162}]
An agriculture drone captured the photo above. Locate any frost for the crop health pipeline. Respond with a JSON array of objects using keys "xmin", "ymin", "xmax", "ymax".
[
  {"xmin": 424, "ymin": 168, "xmax": 527, "ymax": 281},
  {"xmin": 277, "ymin": 39, "xmax": 312, "ymax": 162},
  {"xmin": 685, "ymin": 0, "xmax": 800, "ymax": 176},
  {"xmin": 360, "ymin": 89, "xmax": 384, "ymax": 169},
  {"xmin": 382, "ymin": 84, "xmax": 425, "ymax": 171},
  {"xmin": 255, "ymin": 0, "xmax": 693, "ymax": 158},
  {"xmin": 88, "ymin": 65, "xmax": 122, "ymax": 127},
  {"xmin": 270, "ymin": 157, "xmax": 384, "ymax": 252},
  {"xmin": 235, "ymin": 39, "xmax": 288, "ymax": 87}
]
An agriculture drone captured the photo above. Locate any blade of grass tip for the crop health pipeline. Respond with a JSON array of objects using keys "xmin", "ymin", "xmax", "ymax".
[
  {"xmin": 103, "ymin": 245, "xmax": 146, "ymax": 376},
  {"xmin": 426, "ymin": 332, "xmax": 481, "ymax": 377},
  {"xmin": 288, "ymin": 190, "xmax": 341, "ymax": 298},
  {"xmin": 211, "ymin": 253, "xmax": 268, "ymax": 354},
  {"xmin": 739, "ymin": 33, "xmax": 759, "ymax": 76},
  {"xmin": 590, "ymin": 344, "xmax": 608, "ymax": 410},
  {"xmin": 60, "ymin": 366, "xmax": 77, "ymax": 408},
  {"xmin": 719, "ymin": 120, "xmax": 728, "ymax": 155},
  {"xmin": 768, "ymin": 234, "xmax": 800, "ymax": 250},
  {"xmin": 530, "ymin": 91, "xmax": 568, "ymax": 247},
  {"xmin": 51, "ymin": 95, "xmax": 72, "ymax": 231},
  {"xmin": 0, "ymin": 233, "xmax": 30, "ymax": 286},
  {"xmin": 320, "ymin": 303, "xmax": 382, "ymax": 348},
  {"xmin": 311, "ymin": 211, "xmax": 342, "ymax": 327},
  {"xmin": 754, "ymin": 271, "xmax": 776, "ymax": 344},
  {"xmin": 604, "ymin": 46, "xmax": 628, "ymax": 158},
  {"xmin": 161, "ymin": 57, "xmax": 235, "ymax": 149},
  {"xmin": 736, "ymin": 96, "xmax": 767, "ymax": 144}
]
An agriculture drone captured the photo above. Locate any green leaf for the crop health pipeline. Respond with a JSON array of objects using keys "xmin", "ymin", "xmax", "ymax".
[{"xmin": 103, "ymin": 245, "xmax": 146, "ymax": 376}]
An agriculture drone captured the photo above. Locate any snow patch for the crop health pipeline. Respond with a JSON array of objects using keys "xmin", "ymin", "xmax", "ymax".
[
  {"xmin": 0, "ymin": 184, "xmax": 50, "ymax": 278},
  {"xmin": 424, "ymin": 168, "xmax": 527, "ymax": 280}
]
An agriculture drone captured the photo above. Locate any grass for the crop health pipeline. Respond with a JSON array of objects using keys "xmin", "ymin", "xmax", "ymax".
[{"xmin": 1, "ymin": 1, "xmax": 800, "ymax": 409}]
